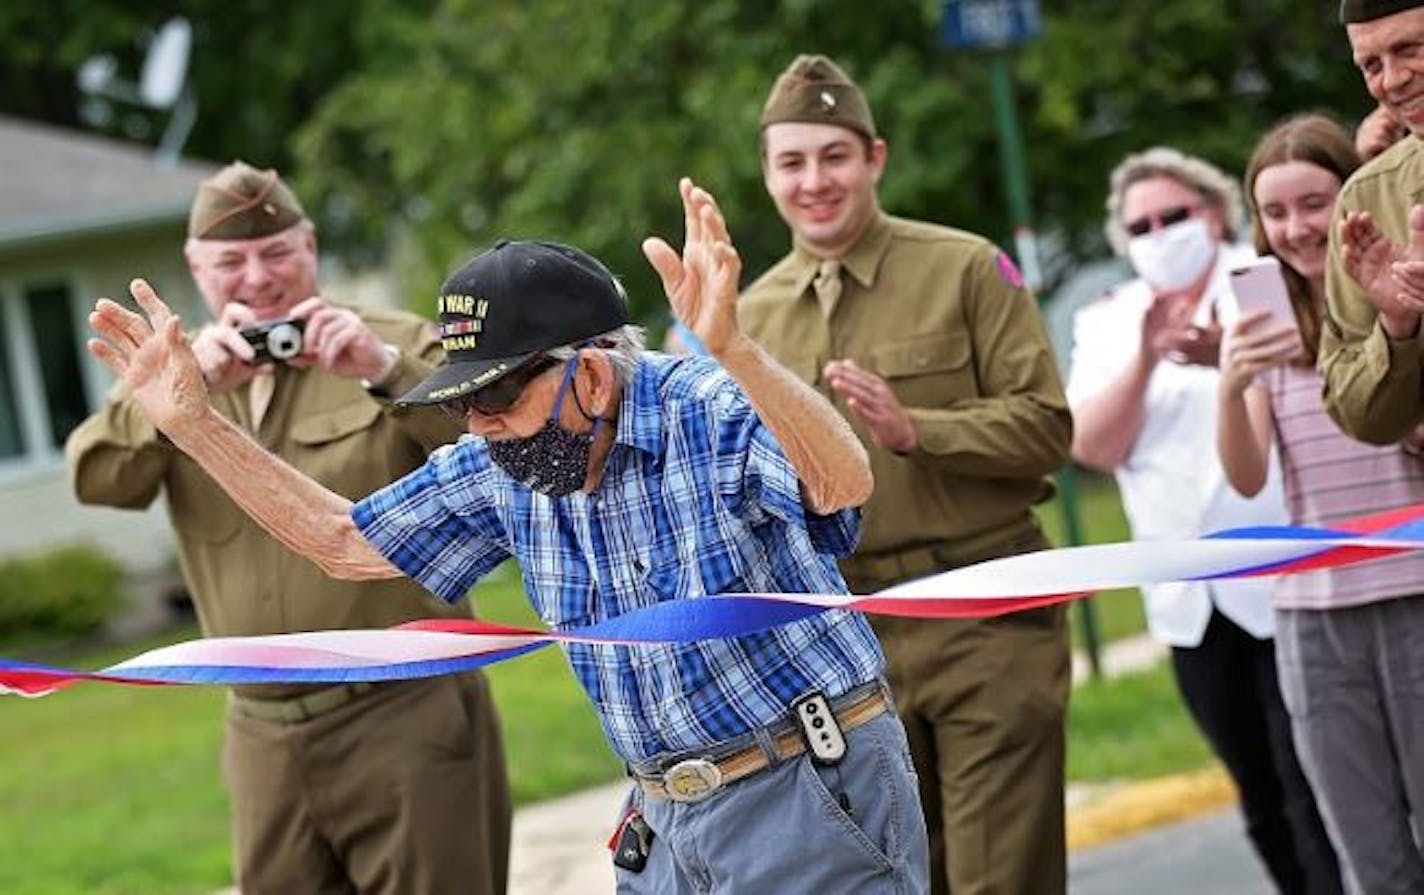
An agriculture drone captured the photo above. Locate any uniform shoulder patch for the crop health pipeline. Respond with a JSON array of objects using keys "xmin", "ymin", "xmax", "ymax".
[{"xmin": 994, "ymin": 249, "xmax": 1025, "ymax": 289}]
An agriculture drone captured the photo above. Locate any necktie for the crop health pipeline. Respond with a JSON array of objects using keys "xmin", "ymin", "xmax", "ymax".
[
  {"xmin": 248, "ymin": 368, "xmax": 276, "ymax": 430},
  {"xmin": 812, "ymin": 258, "xmax": 843, "ymax": 316}
]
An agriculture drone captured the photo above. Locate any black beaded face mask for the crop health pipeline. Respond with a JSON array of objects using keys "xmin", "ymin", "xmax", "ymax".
[{"xmin": 486, "ymin": 356, "xmax": 601, "ymax": 497}]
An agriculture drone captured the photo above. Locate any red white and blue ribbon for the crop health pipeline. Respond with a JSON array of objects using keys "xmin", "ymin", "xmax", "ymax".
[{"xmin": 5, "ymin": 504, "xmax": 1424, "ymax": 698}]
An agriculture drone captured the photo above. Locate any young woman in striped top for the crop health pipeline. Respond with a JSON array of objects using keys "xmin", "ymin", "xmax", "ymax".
[{"xmin": 1218, "ymin": 112, "xmax": 1424, "ymax": 894}]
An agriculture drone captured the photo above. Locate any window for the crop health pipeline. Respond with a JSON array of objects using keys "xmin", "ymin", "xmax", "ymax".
[
  {"xmin": 0, "ymin": 279, "xmax": 92, "ymax": 465},
  {"xmin": 0, "ymin": 308, "xmax": 21, "ymax": 460},
  {"xmin": 24, "ymin": 284, "xmax": 89, "ymax": 448}
]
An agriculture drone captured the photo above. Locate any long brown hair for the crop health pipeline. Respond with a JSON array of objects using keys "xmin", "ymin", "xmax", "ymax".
[{"xmin": 1243, "ymin": 114, "xmax": 1361, "ymax": 365}]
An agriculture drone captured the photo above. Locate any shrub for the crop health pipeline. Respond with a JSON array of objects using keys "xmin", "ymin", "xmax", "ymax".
[{"xmin": 0, "ymin": 545, "xmax": 126, "ymax": 640}]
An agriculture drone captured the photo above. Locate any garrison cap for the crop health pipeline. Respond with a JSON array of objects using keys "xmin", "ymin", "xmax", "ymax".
[
  {"xmin": 1340, "ymin": 0, "xmax": 1424, "ymax": 22},
  {"xmin": 760, "ymin": 54, "xmax": 876, "ymax": 141},
  {"xmin": 188, "ymin": 161, "xmax": 307, "ymax": 240}
]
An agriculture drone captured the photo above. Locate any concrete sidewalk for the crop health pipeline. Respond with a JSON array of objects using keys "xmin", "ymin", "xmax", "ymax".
[{"xmin": 508, "ymin": 634, "xmax": 1177, "ymax": 895}]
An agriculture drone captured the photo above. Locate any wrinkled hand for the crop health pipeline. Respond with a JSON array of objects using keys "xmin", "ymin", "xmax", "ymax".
[
  {"xmin": 88, "ymin": 279, "xmax": 211, "ymax": 434},
  {"xmin": 1219, "ymin": 310, "xmax": 1301, "ymax": 398},
  {"xmin": 823, "ymin": 359, "xmax": 917, "ymax": 453},
  {"xmin": 1339, "ymin": 207, "xmax": 1424, "ymax": 339},
  {"xmin": 190, "ymin": 302, "xmax": 259, "ymax": 393},
  {"xmin": 287, "ymin": 297, "xmax": 396, "ymax": 382},
  {"xmin": 641, "ymin": 177, "xmax": 742, "ymax": 357}
]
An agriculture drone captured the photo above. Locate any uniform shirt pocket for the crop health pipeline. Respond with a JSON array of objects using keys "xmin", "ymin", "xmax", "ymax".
[
  {"xmin": 871, "ymin": 331, "xmax": 977, "ymax": 407},
  {"xmin": 290, "ymin": 401, "xmax": 384, "ymax": 447},
  {"xmin": 289, "ymin": 401, "xmax": 388, "ymax": 495}
]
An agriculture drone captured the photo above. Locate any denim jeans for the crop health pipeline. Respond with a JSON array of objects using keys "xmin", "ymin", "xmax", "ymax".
[{"xmin": 615, "ymin": 711, "xmax": 929, "ymax": 894}]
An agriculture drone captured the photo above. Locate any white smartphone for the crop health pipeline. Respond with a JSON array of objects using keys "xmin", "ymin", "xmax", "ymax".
[{"xmin": 1230, "ymin": 256, "xmax": 1302, "ymax": 358}]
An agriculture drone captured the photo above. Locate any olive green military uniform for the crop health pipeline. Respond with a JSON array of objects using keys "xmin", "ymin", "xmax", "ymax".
[
  {"xmin": 1321, "ymin": 135, "xmax": 1424, "ymax": 444},
  {"xmin": 742, "ymin": 213, "xmax": 1073, "ymax": 895},
  {"xmin": 66, "ymin": 305, "xmax": 511, "ymax": 895}
]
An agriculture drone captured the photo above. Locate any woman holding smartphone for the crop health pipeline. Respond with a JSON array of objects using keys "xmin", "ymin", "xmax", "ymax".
[{"xmin": 1219, "ymin": 113, "xmax": 1424, "ymax": 894}]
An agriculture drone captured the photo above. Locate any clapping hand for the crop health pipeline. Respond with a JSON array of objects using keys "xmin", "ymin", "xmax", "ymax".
[{"xmin": 1340, "ymin": 205, "xmax": 1424, "ymax": 339}]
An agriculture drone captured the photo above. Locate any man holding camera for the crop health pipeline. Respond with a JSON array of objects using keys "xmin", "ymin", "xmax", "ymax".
[{"xmin": 65, "ymin": 162, "xmax": 511, "ymax": 895}]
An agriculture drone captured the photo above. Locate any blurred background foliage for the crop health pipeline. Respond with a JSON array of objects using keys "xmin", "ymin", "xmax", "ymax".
[{"xmin": 0, "ymin": 0, "xmax": 1372, "ymax": 323}]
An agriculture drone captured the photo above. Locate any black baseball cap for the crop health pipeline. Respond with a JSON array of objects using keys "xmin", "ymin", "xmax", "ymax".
[{"xmin": 398, "ymin": 239, "xmax": 630, "ymax": 407}]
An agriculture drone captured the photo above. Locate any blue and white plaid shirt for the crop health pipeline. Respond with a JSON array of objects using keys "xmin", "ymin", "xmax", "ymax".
[{"xmin": 352, "ymin": 352, "xmax": 884, "ymax": 762}]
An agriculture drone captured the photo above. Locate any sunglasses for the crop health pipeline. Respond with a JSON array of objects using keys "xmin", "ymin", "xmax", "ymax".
[
  {"xmin": 438, "ymin": 356, "xmax": 559, "ymax": 420},
  {"xmin": 1124, "ymin": 205, "xmax": 1197, "ymax": 238}
]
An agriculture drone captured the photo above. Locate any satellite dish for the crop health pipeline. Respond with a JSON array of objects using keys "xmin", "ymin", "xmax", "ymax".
[
  {"xmin": 138, "ymin": 18, "xmax": 192, "ymax": 109},
  {"xmin": 74, "ymin": 15, "xmax": 197, "ymax": 167}
]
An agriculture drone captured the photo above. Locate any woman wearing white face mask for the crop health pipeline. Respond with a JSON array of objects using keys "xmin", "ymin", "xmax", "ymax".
[{"xmin": 1067, "ymin": 147, "xmax": 1342, "ymax": 895}]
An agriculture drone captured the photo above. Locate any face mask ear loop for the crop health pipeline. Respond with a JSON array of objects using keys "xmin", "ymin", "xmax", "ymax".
[
  {"xmin": 561, "ymin": 346, "xmax": 603, "ymax": 425},
  {"xmin": 550, "ymin": 352, "xmax": 580, "ymax": 422}
]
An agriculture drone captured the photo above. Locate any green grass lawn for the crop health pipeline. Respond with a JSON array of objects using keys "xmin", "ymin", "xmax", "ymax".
[
  {"xmin": 1067, "ymin": 661, "xmax": 1212, "ymax": 782},
  {"xmin": 0, "ymin": 569, "xmax": 620, "ymax": 895}
]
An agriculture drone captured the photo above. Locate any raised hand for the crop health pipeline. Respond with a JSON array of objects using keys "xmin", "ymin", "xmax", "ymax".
[
  {"xmin": 823, "ymin": 358, "xmax": 917, "ymax": 453},
  {"xmin": 88, "ymin": 279, "xmax": 211, "ymax": 434},
  {"xmin": 641, "ymin": 177, "xmax": 743, "ymax": 357},
  {"xmin": 1142, "ymin": 290, "xmax": 1220, "ymax": 367},
  {"xmin": 1355, "ymin": 104, "xmax": 1407, "ymax": 162},
  {"xmin": 1339, "ymin": 208, "xmax": 1424, "ymax": 339}
]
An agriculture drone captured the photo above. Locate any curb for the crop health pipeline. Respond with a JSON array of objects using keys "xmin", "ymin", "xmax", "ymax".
[{"xmin": 1067, "ymin": 764, "xmax": 1236, "ymax": 851}]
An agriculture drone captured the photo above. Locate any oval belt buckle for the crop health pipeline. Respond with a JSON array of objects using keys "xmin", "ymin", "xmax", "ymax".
[{"xmin": 663, "ymin": 758, "xmax": 722, "ymax": 803}]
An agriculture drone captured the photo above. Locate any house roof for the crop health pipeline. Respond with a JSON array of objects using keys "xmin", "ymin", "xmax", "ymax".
[{"xmin": 0, "ymin": 115, "xmax": 217, "ymax": 251}]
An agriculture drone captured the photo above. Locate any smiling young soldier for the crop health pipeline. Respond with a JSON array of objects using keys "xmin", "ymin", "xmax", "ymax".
[
  {"xmin": 84, "ymin": 179, "xmax": 930, "ymax": 894},
  {"xmin": 738, "ymin": 55, "xmax": 1074, "ymax": 895}
]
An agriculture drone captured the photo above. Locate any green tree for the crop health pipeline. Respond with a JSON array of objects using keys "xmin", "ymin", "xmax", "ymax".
[
  {"xmin": 293, "ymin": 0, "xmax": 1375, "ymax": 320},
  {"xmin": 0, "ymin": 0, "xmax": 436, "ymax": 172},
  {"xmin": 3, "ymin": 1, "xmax": 1377, "ymax": 318}
]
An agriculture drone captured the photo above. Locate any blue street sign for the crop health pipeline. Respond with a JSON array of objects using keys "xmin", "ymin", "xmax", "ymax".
[{"xmin": 942, "ymin": 0, "xmax": 1042, "ymax": 49}]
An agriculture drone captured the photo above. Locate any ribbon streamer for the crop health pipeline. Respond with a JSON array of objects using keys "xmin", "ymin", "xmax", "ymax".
[{"xmin": 5, "ymin": 504, "xmax": 1424, "ymax": 698}]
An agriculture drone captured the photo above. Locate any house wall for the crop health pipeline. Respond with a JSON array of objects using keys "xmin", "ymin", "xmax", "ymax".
[{"xmin": 0, "ymin": 222, "xmax": 201, "ymax": 631}]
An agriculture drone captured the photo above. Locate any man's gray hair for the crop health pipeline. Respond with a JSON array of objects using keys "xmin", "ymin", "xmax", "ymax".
[
  {"xmin": 1103, "ymin": 147, "xmax": 1243, "ymax": 256},
  {"xmin": 545, "ymin": 323, "xmax": 647, "ymax": 385}
]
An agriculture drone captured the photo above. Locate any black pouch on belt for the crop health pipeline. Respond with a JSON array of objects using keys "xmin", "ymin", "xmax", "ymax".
[{"xmin": 609, "ymin": 807, "xmax": 654, "ymax": 873}]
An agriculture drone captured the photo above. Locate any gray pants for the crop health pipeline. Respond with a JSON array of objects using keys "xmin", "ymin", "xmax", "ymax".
[{"xmin": 1276, "ymin": 599, "xmax": 1424, "ymax": 895}]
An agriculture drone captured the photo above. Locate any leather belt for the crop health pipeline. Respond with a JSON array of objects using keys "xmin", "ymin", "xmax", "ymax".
[
  {"xmin": 229, "ymin": 681, "xmax": 378, "ymax": 724},
  {"xmin": 634, "ymin": 686, "xmax": 889, "ymax": 804}
]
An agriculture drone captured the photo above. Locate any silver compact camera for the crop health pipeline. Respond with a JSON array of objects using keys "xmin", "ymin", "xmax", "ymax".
[{"xmin": 240, "ymin": 319, "xmax": 305, "ymax": 365}]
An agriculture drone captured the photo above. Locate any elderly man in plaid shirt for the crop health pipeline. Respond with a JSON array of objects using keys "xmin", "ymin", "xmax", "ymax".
[{"xmin": 85, "ymin": 179, "xmax": 929, "ymax": 894}]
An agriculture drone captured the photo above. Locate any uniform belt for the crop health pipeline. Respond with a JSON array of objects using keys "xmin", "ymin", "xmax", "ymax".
[
  {"xmin": 840, "ymin": 518, "xmax": 1046, "ymax": 586},
  {"xmin": 633, "ymin": 685, "xmax": 889, "ymax": 804},
  {"xmin": 229, "ymin": 681, "xmax": 379, "ymax": 724}
]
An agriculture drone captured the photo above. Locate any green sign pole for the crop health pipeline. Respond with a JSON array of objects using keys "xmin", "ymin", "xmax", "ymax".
[{"xmin": 987, "ymin": 47, "xmax": 1101, "ymax": 678}]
